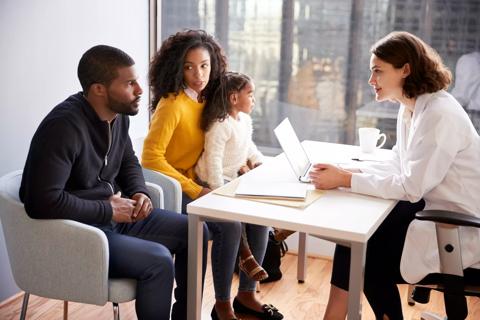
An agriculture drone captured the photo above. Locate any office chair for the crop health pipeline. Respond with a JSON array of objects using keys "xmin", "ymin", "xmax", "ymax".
[
  {"xmin": 0, "ymin": 170, "xmax": 164, "ymax": 320},
  {"xmin": 408, "ymin": 210, "xmax": 480, "ymax": 320}
]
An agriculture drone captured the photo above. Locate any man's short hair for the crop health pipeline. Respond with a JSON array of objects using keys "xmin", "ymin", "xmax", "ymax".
[{"xmin": 77, "ymin": 45, "xmax": 135, "ymax": 93}]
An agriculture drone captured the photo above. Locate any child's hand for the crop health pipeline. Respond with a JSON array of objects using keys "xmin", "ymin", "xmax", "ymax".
[
  {"xmin": 237, "ymin": 165, "xmax": 250, "ymax": 176},
  {"xmin": 247, "ymin": 160, "xmax": 262, "ymax": 169},
  {"xmin": 253, "ymin": 162, "xmax": 262, "ymax": 168}
]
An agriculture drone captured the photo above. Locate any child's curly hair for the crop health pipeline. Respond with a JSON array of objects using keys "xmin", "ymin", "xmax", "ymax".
[{"xmin": 201, "ymin": 72, "xmax": 252, "ymax": 131}]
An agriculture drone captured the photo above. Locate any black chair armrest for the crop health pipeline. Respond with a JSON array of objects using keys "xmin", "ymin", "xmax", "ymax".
[{"xmin": 415, "ymin": 210, "xmax": 480, "ymax": 228}]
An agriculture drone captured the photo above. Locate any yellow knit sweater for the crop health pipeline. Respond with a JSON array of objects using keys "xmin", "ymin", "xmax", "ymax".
[{"xmin": 142, "ymin": 91, "xmax": 205, "ymax": 199}]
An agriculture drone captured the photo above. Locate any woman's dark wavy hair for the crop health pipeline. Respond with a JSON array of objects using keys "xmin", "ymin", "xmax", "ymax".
[
  {"xmin": 149, "ymin": 29, "xmax": 227, "ymax": 112},
  {"xmin": 371, "ymin": 31, "xmax": 452, "ymax": 99},
  {"xmin": 201, "ymin": 72, "xmax": 252, "ymax": 131}
]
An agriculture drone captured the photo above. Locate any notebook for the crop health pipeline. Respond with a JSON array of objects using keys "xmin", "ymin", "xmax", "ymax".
[
  {"xmin": 214, "ymin": 178, "xmax": 324, "ymax": 208},
  {"xmin": 274, "ymin": 118, "xmax": 313, "ymax": 183},
  {"xmin": 234, "ymin": 179, "xmax": 308, "ymax": 201}
]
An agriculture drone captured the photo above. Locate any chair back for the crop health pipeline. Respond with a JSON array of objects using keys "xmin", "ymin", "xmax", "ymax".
[
  {"xmin": 132, "ymin": 135, "xmax": 182, "ymax": 213},
  {"xmin": 410, "ymin": 210, "xmax": 480, "ymax": 319},
  {"xmin": 0, "ymin": 170, "xmax": 22, "ymax": 201},
  {"xmin": 0, "ymin": 170, "xmax": 40, "ymax": 291},
  {"xmin": 142, "ymin": 168, "xmax": 182, "ymax": 213}
]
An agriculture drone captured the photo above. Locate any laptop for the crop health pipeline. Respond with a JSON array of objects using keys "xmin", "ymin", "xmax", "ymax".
[{"xmin": 274, "ymin": 118, "xmax": 313, "ymax": 183}]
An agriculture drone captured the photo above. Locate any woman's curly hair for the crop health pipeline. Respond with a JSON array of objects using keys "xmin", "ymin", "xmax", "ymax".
[
  {"xmin": 149, "ymin": 29, "xmax": 228, "ymax": 112},
  {"xmin": 371, "ymin": 31, "xmax": 452, "ymax": 99},
  {"xmin": 201, "ymin": 72, "xmax": 252, "ymax": 131}
]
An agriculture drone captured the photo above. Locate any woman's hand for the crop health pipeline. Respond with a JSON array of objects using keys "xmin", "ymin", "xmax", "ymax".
[
  {"xmin": 309, "ymin": 163, "xmax": 352, "ymax": 190},
  {"xmin": 198, "ymin": 187, "xmax": 212, "ymax": 197}
]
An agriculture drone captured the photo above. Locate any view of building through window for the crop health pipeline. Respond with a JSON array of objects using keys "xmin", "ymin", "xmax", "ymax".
[{"xmin": 160, "ymin": 0, "xmax": 480, "ymax": 154}]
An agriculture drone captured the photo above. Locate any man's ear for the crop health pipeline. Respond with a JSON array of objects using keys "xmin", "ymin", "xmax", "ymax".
[
  {"xmin": 402, "ymin": 63, "xmax": 411, "ymax": 78},
  {"xmin": 229, "ymin": 92, "xmax": 238, "ymax": 105},
  {"xmin": 89, "ymin": 83, "xmax": 107, "ymax": 97}
]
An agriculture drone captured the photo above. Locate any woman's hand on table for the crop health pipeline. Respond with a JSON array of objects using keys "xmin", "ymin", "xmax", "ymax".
[{"xmin": 309, "ymin": 163, "xmax": 352, "ymax": 189}]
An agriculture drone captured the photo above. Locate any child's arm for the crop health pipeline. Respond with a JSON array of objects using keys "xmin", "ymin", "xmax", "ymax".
[
  {"xmin": 202, "ymin": 122, "xmax": 231, "ymax": 189},
  {"xmin": 246, "ymin": 137, "xmax": 264, "ymax": 168},
  {"xmin": 245, "ymin": 115, "xmax": 264, "ymax": 168}
]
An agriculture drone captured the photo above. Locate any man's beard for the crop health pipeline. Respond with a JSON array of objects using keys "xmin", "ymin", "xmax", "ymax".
[{"xmin": 107, "ymin": 94, "xmax": 140, "ymax": 116}]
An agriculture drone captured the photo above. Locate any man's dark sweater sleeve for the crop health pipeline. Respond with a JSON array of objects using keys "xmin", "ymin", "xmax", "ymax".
[
  {"xmin": 115, "ymin": 136, "xmax": 150, "ymax": 198},
  {"xmin": 21, "ymin": 120, "xmax": 112, "ymax": 224}
]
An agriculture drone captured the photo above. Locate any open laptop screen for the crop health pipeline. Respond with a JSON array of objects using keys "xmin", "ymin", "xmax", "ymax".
[{"xmin": 274, "ymin": 118, "xmax": 312, "ymax": 180}]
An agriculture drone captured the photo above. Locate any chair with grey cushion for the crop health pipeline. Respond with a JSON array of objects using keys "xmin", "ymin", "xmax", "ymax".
[
  {"xmin": 132, "ymin": 135, "xmax": 181, "ymax": 214},
  {"xmin": 407, "ymin": 210, "xmax": 480, "ymax": 320},
  {"xmin": 0, "ymin": 170, "xmax": 164, "ymax": 320},
  {"xmin": 142, "ymin": 167, "xmax": 181, "ymax": 213}
]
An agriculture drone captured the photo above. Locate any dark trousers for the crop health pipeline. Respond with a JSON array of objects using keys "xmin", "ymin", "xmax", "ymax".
[
  {"xmin": 331, "ymin": 200, "xmax": 425, "ymax": 320},
  {"xmin": 103, "ymin": 209, "xmax": 209, "ymax": 320}
]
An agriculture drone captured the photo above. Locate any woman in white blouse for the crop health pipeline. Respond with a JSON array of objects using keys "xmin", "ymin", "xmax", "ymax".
[{"xmin": 311, "ymin": 31, "xmax": 480, "ymax": 320}]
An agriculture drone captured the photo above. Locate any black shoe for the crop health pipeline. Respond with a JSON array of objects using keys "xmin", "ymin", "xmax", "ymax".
[
  {"xmin": 211, "ymin": 306, "xmax": 219, "ymax": 320},
  {"xmin": 412, "ymin": 286, "xmax": 431, "ymax": 304},
  {"xmin": 211, "ymin": 305, "xmax": 238, "ymax": 320},
  {"xmin": 233, "ymin": 298, "xmax": 283, "ymax": 320}
]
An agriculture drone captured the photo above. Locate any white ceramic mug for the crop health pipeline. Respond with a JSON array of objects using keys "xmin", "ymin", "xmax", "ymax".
[{"xmin": 358, "ymin": 127, "xmax": 386, "ymax": 153}]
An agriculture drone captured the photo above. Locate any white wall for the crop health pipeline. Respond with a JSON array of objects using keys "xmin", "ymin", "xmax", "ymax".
[
  {"xmin": 285, "ymin": 233, "xmax": 335, "ymax": 259},
  {"xmin": 0, "ymin": 0, "xmax": 150, "ymax": 302}
]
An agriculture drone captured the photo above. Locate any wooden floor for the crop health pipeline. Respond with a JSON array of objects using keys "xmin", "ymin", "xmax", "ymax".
[{"xmin": 1, "ymin": 252, "xmax": 479, "ymax": 319}]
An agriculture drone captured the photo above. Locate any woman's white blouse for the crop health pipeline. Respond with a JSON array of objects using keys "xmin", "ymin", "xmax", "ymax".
[{"xmin": 351, "ymin": 90, "xmax": 480, "ymax": 283}]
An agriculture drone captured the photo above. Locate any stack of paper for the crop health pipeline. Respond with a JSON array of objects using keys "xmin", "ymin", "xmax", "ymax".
[
  {"xmin": 234, "ymin": 180, "xmax": 308, "ymax": 201},
  {"xmin": 213, "ymin": 179, "xmax": 324, "ymax": 208}
]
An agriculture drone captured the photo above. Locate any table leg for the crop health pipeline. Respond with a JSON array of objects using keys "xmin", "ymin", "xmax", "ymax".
[
  {"xmin": 187, "ymin": 214, "xmax": 203, "ymax": 320},
  {"xmin": 347, "ymin": 242, "xmax": 366, "ymax": 320},
  {"xmin": 297, "ymin": 232, "xmax": 308, "ymax": 283}
]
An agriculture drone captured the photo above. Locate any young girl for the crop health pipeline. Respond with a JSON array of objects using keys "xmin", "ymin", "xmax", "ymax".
[
  {"xmin": 143, "ymin": 31, "xmax": 282, "ymax": 320},
  {"xmin": 195, "ymin": 71, "xmax": 268, "ymax": 282}
]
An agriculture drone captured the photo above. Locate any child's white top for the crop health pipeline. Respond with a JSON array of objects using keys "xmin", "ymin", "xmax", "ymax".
[{"xmin": 195, "ymin": 113, "xmax": 264, "ymax": 189}]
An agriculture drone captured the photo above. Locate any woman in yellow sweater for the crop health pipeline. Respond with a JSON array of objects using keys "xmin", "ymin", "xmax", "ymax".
[{"xmin": 142, "ymin": 30, "xmax": 283, "ymax": 320}]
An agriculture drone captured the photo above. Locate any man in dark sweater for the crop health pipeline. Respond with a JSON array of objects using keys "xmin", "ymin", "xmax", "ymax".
[{"xmin": 19, "ymin": 45, "xmax": 208, "ymax": 320}]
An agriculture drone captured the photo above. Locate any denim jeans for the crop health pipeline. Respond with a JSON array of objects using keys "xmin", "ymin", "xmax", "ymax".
[
  {"xmin": 102, "ymin": 209, "xmax": 208, "ymax": 320},
  {"xmin": 238, "ymin": 222, "xmax": 269, "ymax": 291},
  {"xmin": 182, "ymin": 193, "xmax": 269, "ymax": 300}
]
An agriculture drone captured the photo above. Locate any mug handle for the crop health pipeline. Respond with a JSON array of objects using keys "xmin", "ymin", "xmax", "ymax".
[{"xmin": 376, "ymin": 133, "xmax": 386, "ymax": 149}]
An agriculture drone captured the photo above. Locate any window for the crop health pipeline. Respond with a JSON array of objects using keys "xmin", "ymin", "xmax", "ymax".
[{"xmin": 159, "ymin": 0, "xmax": 480, "ymax": 154}]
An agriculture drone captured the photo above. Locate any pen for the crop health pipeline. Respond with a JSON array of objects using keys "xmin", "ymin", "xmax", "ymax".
[{"xmin": 351, "ymin": 158, "xmax": 383, "ymax": 162}]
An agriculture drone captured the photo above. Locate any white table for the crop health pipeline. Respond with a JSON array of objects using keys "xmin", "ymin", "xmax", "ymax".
[{"xmin": 187, "ymin": 141, "xmax": 397, "ymax": 319}]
